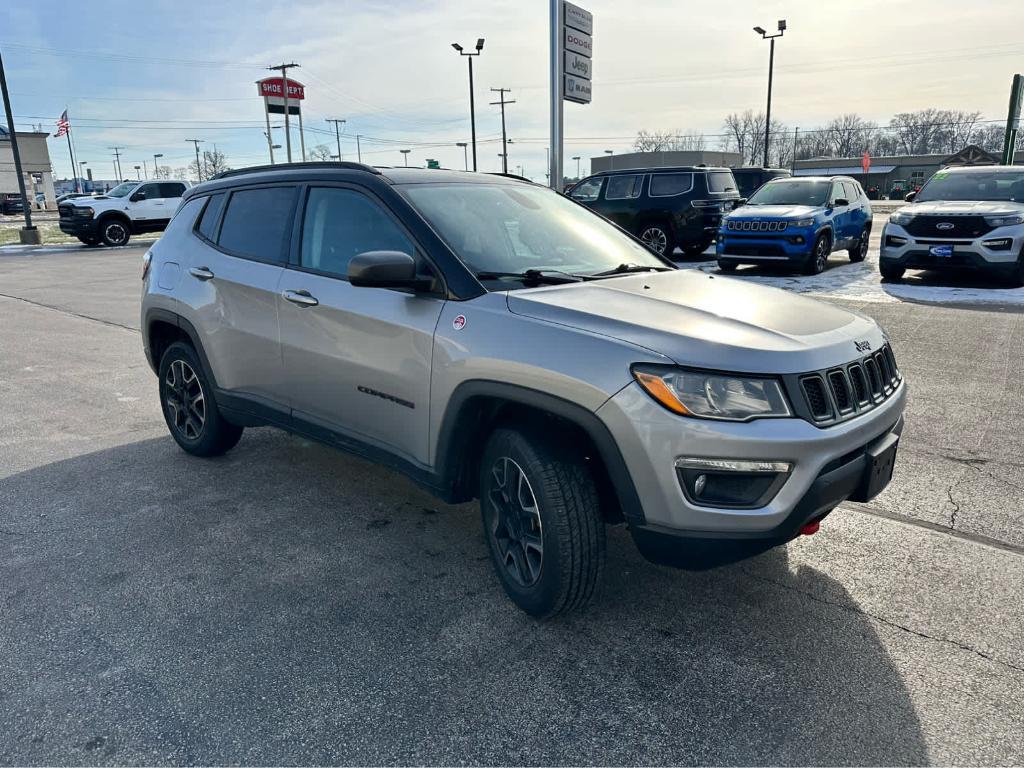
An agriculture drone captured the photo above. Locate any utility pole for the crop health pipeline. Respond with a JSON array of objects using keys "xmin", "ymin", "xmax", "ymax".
[
  {"xmin": 753, "ymin": 20, "xmax": 786, "ymax": 167},
  {"xmin": 326, "ymin": 118, "xmax": 346, "ymax": 161},
  {"xmin": 0, "ymin": 46, "xmax": 38, "ymax": 242},
  {"xmin": 109, "ymin": 146, "xmax": 124, "ymax": 179},
  {"xmin": 489, "ymin": 87, "xmax": 515, "ymax": 174},
  {"xmin": 791, "ymin": 127, "xmax": 799, "ymax": 173},
  {"xmin": 452, "ymin": 39, "xmax": 484, "ymax": 171},
  {"xmin": 185, "ymin": 138, "xmax": 204, "ymax": 181},
  {"xmin": 356, "ymin": 134, "xmax": 362, "ymax": 163},
  {"xmin": 1001, "ymin": 74, "xmax": 1023, "ymax": 165},
  {"xmin": 268, "ymin": 62, "xmax": 299, "ymax": 162}
]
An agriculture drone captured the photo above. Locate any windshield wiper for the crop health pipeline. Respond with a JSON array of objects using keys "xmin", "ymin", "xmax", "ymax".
[
  {"xmin": 475, "ymin": 268, "xmax": 584, "ymax": 285},
  {"xmin": 590, "ymin": 263, "xmax": 673, "ymax": 278}
]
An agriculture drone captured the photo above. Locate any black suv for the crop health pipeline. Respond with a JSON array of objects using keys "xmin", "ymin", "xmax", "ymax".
[
  {"xmin": 731, "ymin": 167, "xmax": 792, "ymax": 199},
  {"xmin": 568, "ymin": 166, "xmax": 740, "ymax": 256}
]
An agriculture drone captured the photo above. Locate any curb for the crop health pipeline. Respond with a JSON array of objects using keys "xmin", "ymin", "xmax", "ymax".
[{"xmin": 0, "ymin": 239, "xmax": 158, "ymax": 255}]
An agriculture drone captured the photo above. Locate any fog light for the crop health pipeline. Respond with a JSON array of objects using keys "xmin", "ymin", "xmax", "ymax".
[
  {"xmin": 885, "ymin": 235, "xmax": 908, "ymax": 247},
  {"xmin": 675, "ymin": 458, "xmax": 792, "ymax": 509},
  {"xmin": 694, "ymin": 474, "xmax": 707, "ymax": 496},
  {"xmin": 982, "ymin": 238, "xmax": 1013, "ymax": 251}
]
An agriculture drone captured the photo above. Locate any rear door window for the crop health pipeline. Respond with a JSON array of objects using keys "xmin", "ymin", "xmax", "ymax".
[
  {"xmin": 605, "ymin": 174, "xmax": 643, "ymax": 200},
  {"xmin": 570, "ymin": 177, "xmax": 604, "ymax": 202},
  {"xmin": 706, "ymin": 171, "xmax": 738, "ymax": 194},
  {"xmin": 217, "ymin": 186, "xmax": 297, "ymax": 263},
  {"xmin": 649, "ymin": 173, "xmax": 693, "ymax": 197}
]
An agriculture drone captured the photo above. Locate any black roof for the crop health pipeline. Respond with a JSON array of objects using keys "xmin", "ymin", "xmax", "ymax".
[
  {"xmin": 208, "ymin": 161, "xmax": 526, "ymax": 187},
  {"xmin": 591, "ymin": 165, "xmax": 730, "ymax": 176}
]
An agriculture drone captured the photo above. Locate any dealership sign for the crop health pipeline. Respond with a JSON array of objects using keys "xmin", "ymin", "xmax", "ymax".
[
  {"xmin": 257, "ymin": 77, "xmax": 305, "ymax": 100},
  {"xmin": 562, "ymin": 1, "xmax": 592, "ymax": 104}
]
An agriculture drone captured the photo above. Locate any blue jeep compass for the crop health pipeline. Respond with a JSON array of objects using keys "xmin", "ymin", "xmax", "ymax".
[{"xmin": 716, "ymin": 176, "xmax": 872, "ymax": 275}]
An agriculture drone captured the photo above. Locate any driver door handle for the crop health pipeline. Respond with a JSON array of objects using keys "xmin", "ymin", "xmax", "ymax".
[
  {"xmin": 282, "ymin": 289, "xmax": 319, "ymax": 308},
  {"xmin": 189, "ymin": 266, "xmax": 215, "ymax": 281}
]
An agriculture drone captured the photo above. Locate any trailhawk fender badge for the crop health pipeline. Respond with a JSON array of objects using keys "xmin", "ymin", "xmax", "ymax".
[
  {"xmin": 854, "ymin": 340, "xmax": 872, "ymax": 353},
  {"xmin": 452, "ymin": 314, "xmax": 467, "ymax": 331}
]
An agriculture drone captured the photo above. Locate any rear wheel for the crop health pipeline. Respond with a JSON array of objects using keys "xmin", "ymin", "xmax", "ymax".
[
  {"xmin": 681, "ymin": 240, "xmax": 712, "ymax": 258},
  {"xmin": 849, "ymin": 225, "xmax": 870, "ymax": 261},
  {"xmin": 803, "ymin": 232, "xmax": 831, "ymax": 275},
  {"xmin": 638, "ymin": 223, "xmax": 674, "ymax": 257},
  {"xmin": 880, "ymin": 262, "xmax": 906, "ymax": 282},
  {"xmin": 158, "ymin": 341, "xmax": 243, "ymax": 457},
  {"xmin": 479, "ymin": 426, "xmax": 605, "ymax": 618},
  {"xmin": 99, "ymin": 217, "xmax": 131, "ymax": 247}
]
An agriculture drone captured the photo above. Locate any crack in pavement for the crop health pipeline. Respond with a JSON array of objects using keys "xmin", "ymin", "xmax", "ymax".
[
  {"xmin": 946, "ymin": 481, "xmax": 962, "ymax": 530},
  {"xmin": 0, "ymin": 292, "xmax": 139, "ymax": 333},
  {"xmin": 740, "ymin": 566, "xmax": 1024, "ymax": 676}
]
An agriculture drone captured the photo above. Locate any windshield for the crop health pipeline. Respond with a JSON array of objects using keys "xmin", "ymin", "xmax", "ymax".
[
  {"xmin": 401, "ymin": 182, "xmax": 667, "ymax": 282},
  {"xmin": 106, "ymin": 182, "xmax": 140, "ymax": 198},
  {"xmin": 915, "ymin": 170, "xmax": 1024, "ymax": 203},
  {"xmin": 746, "ymin": 180, "xmax": 830, "ymax": 207}
]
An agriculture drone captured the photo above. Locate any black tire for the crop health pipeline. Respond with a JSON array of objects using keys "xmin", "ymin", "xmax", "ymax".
[
  {"xmin": 849, "ymin": 225, "xmax": 870, "ymax": 262},
  {"xmin": 637, "ymin": 222, "xmax": 675, "ymax": 257},
  {"xmin": 158, "ymin": 341, "xmax": 243, "ymax": 457},
  {"xmin": 803, "ymin": 232, "xmax": 831, "ymax": 275},
  {"xmin": 77, "ymin": 235, "xmax": 100, "ymax": 246},
  {"xmin": 479, "ymin": 426, "xmax": 605, "ymax": 618},
  {"xmin": 682, "ymin": 240, "xmax": 712, "ymax": 258},
  {"xmin": 880, "ymin": 262, "xmax": 906, "ymax": 282},
  {"xmin": 1004, "ymin": 257, "xmax": 1024, "ymax": 288},
  {"xmin": 717, "ymin": 259, "xmax": 738, "ymax": 272},
  {"xmin": 98, "ymin": 217, "xmax": 131, "ymax": 247}
]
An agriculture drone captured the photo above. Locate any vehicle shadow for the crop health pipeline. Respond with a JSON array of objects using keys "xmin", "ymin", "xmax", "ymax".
[{"xmin": 0, "ymin": 430, "xmax": 928, "ymax": 765}]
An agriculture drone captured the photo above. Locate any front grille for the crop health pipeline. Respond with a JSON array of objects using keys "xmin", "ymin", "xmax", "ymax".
[
  {"xmin": 727, "ymin": 219, "xmax": 788, "ymax": 232},
  {"xmin": 58, "ymin": 204, "xmax": 73, "ymax": 219},
  {"xmin": 903, "ymin": 215, "xmax": 993, "ymax": 239},
  {"xmin": 794, "ymin": 343, "xmax": 902, "ymax": 426}
]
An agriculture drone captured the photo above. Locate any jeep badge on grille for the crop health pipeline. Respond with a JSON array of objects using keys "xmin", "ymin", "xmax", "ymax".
[{"xmin": 855, "ymin": 340, "xmax": 872, "ymax": 352}]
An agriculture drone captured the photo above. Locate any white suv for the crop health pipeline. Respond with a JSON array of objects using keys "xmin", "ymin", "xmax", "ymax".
[
  {"xmin": 880, "ymin": 166, "xmax": 1024, "ymax": 286},
  {"xmin": 58, "ymin": 180, "xmax": 191, "ymax": 247}
]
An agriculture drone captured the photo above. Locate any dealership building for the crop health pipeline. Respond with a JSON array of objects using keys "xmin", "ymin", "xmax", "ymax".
[{"xmin": 0, "ymin": 125, "xmax": 57, "ymax": 208}]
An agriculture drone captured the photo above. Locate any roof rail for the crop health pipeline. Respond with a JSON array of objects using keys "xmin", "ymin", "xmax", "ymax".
[
  {"xmin": 211, "ymin": 161, "xmax": 381, "ymax": 180},
  {"xmin": 485, "ymin": 172, "xmax": 533, "ymax": 183}
]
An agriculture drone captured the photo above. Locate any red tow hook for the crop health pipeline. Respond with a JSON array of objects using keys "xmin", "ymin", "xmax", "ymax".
[{"xmin": 799, "ymin": 520, "xmax": 821, "ymax": 536}]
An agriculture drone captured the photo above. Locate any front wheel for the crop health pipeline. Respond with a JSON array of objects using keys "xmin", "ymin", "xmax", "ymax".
[
  {"xmin": 803, "ymin": 232, "xmax": 831, "ymax": 275},
  {"xmin": 717, "ymin": 259, "xmax": 738, "ymax": 272},
  {"xmin": 880, "ymin": 262, "xmax": 906, "ymax": 282},
  {"xmin": 849, "ymin": 225, "xmax": 870, "ymax": 262},
  {"xmin": 638, "ymin": 223, "xmax": 675, "ymax": 257},
  {"xmin": 77, "ymin": 235, "xmax": 100, "ymax": 246},
  {"xmin": 479, "ymin": 427, "xmax": 605, "ymax": 618},
  {"xmin": 99, "ymin": 218, "xmax": 131, "ymax": 247}
]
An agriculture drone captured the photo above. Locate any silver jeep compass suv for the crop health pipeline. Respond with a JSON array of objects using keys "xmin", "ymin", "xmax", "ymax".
[{"xmin": 142, "ymin": 162, "xmax": 906, "ymax": 617}]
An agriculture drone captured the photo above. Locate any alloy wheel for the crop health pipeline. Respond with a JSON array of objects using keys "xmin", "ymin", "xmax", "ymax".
[
  {"xmin": 815, "ymin": 237, "xmax": 829, "ymax": 272},
  {"xmin": 104, "ymin": 222, "xmax": 128, "ymax": 246},
  {"xmin": 640, "ymin": 227, "xmax": 668, "ymax": 255},
  {"xmin": 164, "ymin": 359, "xmax": 206, "ymax": 440},
  {"xmin": 486, "ymin": 457, "xmax": 544, "ymax": 587},
  {"xmin": 859, "ymin": 232, "xmax": 869, "ymax": 259}
]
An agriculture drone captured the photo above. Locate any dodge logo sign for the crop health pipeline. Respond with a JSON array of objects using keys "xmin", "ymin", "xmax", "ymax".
[{"xmin": 936, "ymin": 222, "xmax": 955, "ymax": 230}]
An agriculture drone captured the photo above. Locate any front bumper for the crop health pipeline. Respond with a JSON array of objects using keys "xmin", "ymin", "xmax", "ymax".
[
  {"xmin": 597, "ymin": 379, "xmax": 907, "ymax": 538},
  {"xmin": 58, "ymin": 217, "xmax": 99, "ymax": 237},
  {"xmin": 715, "ymin": 225, "xmax": 817, "ymax": 263},
  {"xmin": 880, "ymin": 222, "xmax": 1022, "ymax": 274}
]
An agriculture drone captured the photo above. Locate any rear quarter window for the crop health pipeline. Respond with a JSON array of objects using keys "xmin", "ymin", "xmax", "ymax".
[
  {"xmin": 649, "ymin": 173, "xmax": 694, "ymax": 197},
  {"xmin": 161, "ymin": 197, "xmax": 205, "ymax": 238},
  {"xmin": 707, "ymin": 171, "xmax": 738, "ymax": 194},
  {"xmin": 195, "ymin": 193, "xmax": 226, "ymax": 242}
]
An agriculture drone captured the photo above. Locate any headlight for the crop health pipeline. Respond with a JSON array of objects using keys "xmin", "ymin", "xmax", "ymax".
[
  {"xmin": 74, "ymin": 207, "xmax": 94, "ymax": 217},
  {"xmin": 889, "ymin": 209, "xmax": 914, "ymax": 226},
  {"xmin": 984, "ymin": 213, "xmax": 1024, "ymax": 227},
  {"xmin": 632, "ymin": 366, "xmax": 792, "ymax": 421},
  {"xmin": 791, "ymin": 218, "xmax": 815, "ymax": 227}
]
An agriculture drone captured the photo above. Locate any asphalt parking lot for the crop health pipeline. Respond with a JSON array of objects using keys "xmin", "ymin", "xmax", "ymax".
[{"xmin": 1, "ymin": 240, "xmax": 1023, "ymax": 765}]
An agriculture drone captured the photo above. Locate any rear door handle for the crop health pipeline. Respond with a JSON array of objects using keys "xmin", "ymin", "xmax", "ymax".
[
  {"xmin": 282, "ymin": 289, "xmax": 319, "ymax": 307},
  {"xmin": 189, "ymin": 266, "xmax": 214, "ymax": 281}
]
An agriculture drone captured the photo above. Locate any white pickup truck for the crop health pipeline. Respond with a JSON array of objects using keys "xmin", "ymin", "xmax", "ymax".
[{"xmin": 58, "ymin": 180, "xmax": 191, "ymax": 246}]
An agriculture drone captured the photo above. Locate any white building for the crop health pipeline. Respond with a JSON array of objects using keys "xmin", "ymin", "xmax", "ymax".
[{"xmin": 0, "ymin": 125, "xmax": 57, "ymax": 208}]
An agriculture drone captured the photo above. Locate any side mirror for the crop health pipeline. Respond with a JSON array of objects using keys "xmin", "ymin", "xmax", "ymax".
[
  {"xmin": 130, "ymin": 191, "xmax": 146, "ymax": 202},
  {"xmin": 348, "ymin": 251, "xmax": 433, "ymax": 291},
  {"xmin": 832, "ymin": 197, "xmax": 849, "ymax": 208},
  {"xmin": 736, "ymin": 198, "xmax": 748, "ymax": 207},
  {"xmin": 904, "ymin": 191, "xmax": 917, "ymax": 202}
]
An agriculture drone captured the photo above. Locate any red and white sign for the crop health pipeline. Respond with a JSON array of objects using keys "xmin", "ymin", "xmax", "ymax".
[
  {"xmin": 862, "ymin": 151, "xmax": 871, "ymax": 174},
  {"xmin": 257, "ymin": 77, "xmax": 305, "ymax": 100}
]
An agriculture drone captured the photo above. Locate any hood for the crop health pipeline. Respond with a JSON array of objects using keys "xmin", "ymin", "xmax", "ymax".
[
  {"xmin": 727, "ymin": 204, "xmax": 818, "ymax": 219},
  {"xmin": 506, "ymin": 270, "xmax": 883, "ymax": 374},
  {"xmin": 903, "ymin": 200, "xmax": 1024, "ymax": 215}
]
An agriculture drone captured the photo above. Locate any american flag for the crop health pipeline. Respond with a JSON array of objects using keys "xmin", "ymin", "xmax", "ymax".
[{"xmin": 54, "ymin": 110, "xmax": 70, "ymax": 137}]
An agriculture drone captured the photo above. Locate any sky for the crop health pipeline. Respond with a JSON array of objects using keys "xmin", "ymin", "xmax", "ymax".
[{"xmin": 3, "ymin": 0, "xmax": 1024, "ymax": 183}]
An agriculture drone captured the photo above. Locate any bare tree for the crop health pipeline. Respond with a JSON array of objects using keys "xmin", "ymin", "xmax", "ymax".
[
  {"xmin": 153, "ymin": 165, "xmax": 173, "ymax": 180},
  {"xmin": 722, "ymin": 111, "xmax": 788, "ymax": 165},
  {"xmin": 189, "ymin": 149, "xmax": 231, "ymax": 179},
  {"xmin": 633, "ymin": 130, "xmax": 707, "ymax": 152},
  {"xmin": 308, "ymin": 143, "xmax": 332, "ymax": 161},
  {"xmin": 824, "ymin": 114, "xmax": 878, "ymax": 157}
]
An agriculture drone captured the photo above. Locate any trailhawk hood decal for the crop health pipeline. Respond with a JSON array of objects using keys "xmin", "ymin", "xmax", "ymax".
[{"xmin": 506, "ymin": 270, "xmax": 883, "ymax": 374}]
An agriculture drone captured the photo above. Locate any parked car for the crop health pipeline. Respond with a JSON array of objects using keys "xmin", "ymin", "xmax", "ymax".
[
  {"xmin": 717, "ymin": 176, "xmax": 873, "ymax": 275},
  {"xmin": 880, "ymin": 165, "xmax": 1024, "ymax": 286},
  {"xmin": 58, "ymin": 179, "xmax": 190, "ymax": 246},
  {"xmin": 1, "ymin": 192, "xmax": 25, "ymax": 215},
  {"xmin": 731, "ymin": 167, "xmax": 792, "ymax": 199},
  {"xmin": 568, "ymin": 166, "xmax": 741, "ymax": 257},
  {"xmin": 142, "ymin": 162, "xmax": 906, "ymax": 617}
]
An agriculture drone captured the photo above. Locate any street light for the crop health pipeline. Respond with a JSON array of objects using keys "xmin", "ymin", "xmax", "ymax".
[
  {"xmin": 456, "ymin": 141, "xmax": 468, "ymax": 171},
  {"xmin": 400, "ymin": 149, "xmax": 411, "ymax": 166},
  {"xmin": 451, "ymin": 38, "xmax": 484, "ymax": 172},
  {"xmin": 153, "ymin": 153, "xmax": 163, "ymax": 179},
  {"xmin": 604, "ymin": 149, "xmax": 614, "ymax": 170},
  {"xmin": 754, "ymin": 19, "xmax": 786, "ymax": 167},
  {"xmin": 572, "ymin": 155, "xmax": 581, "ymax": 178},
  {"xmin": 134, "ymin": 165, "xmax": 141, "ymax": 180}
]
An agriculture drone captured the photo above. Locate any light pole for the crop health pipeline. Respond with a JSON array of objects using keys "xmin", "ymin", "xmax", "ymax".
[
  {"xmin": 753, "ymin": 19, "xmax": 786, "ymax": 167},
  {"xmin": 572, "ymin": 155, "xmax": 580, "ymax": 178},
  {"xmin": 456, "ymin": 142, "xmax": 468, "ymax": 171},
  {"xmin": 451, "ymin": 38, "xmax": 484, "ymax": 171},
  {"xmin": 400, "ymin": 149, "xmax": 411, "ymax": 167},
  {"xmin": 134, "ymin": 165, "xmax": 141, "ymax": 180},
  {"xmin": 153, "ymin": 153, "xmax": 163, "ymax": 179},
  {"xmin": 604, "ymin": 149, "xmax": 613, "ymax": 170}
]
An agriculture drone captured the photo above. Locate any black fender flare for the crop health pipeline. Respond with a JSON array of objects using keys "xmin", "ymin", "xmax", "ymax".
[
  {"xmin": 143, "ymin": 307, "xmax": 219, "ymax": 389},
  {"xmin": 434, "ymin": 380, "xmax": 646, "ymax": 524}
]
